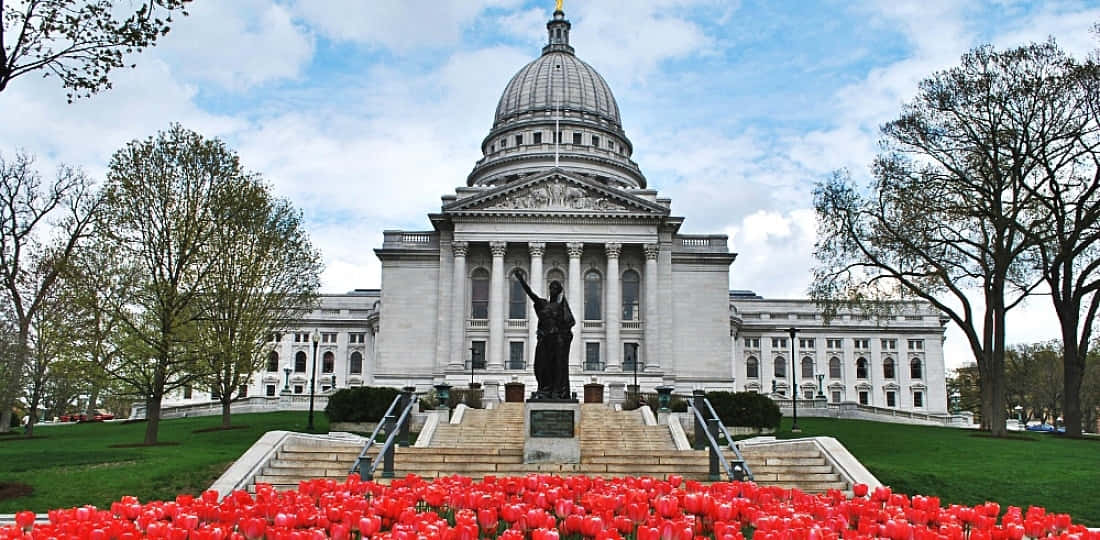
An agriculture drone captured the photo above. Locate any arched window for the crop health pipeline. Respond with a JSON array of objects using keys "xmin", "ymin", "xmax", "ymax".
[
  {"xmin": 801, "ymin": 356, "xmax": 814, "ymax": 378},
  {"xmin": 471, "ymin": 268, "xmax": 490, "ymax": 319},
  {"xmin": 294, "ymin": 351, "xmax": 307, "ymax": 373},
  {"xmin": 322, "ymin": 351, "xmax": 334, "ymax": 373},
  {"xmin": 622, "ymin": 270, "xmax": 640, "ymax": 321},
  {"xmin": 266, "ymin": 351, "xmax": 278, "ymax": 372},
  {"xmin": 829, "ymin": 357, "xmax": 841, "ymax": 378},
  {"xmin": 547, "ymin": 268, "xmax": 565, "ymax": 298},
  {"xmin": 349, "ymin": 351, "xmax": 363, "ymax": 374},
  {"xmin": 883, "ymin": 358, "xmax": 895, "ymax": 379},
  {"xmin": 584, "ymin": 270, "xmax": 602, "ymax": 321},
  {"xmin": 746, "ymin": 357, "xmax": 759, "ymax": 378},
  {"xmin": 911, "ymin": 358, "xmax": 922, "ymax": 379},
  {"xmin": 856, "ymin": 357, "xmax": 868, "ymax": 379},
  {"xmin": 509, "ymin": 269, "xmax": 527, "ymax": 319},
  {"xmin": 774, "ymin": 356, "xmax": 786, "ymax": 378}
]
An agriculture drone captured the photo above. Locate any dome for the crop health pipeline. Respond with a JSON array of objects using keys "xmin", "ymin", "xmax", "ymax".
[{"xmin": 493, "ymin": 52, "xmax": 621, "ymax": 130}]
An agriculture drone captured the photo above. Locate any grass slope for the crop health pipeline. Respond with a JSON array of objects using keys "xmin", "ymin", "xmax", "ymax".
[
  {"xmin": 775, "ymin": 417, "xmax": 1100, "ymax": 526},
  {"xmin": 0, "ymin": 412, "xmax": 327, "ymax": 513}
]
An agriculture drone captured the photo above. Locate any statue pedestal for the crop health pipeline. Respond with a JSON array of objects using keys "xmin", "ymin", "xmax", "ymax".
[{"xmin": 523, "ymin": 399, "xmax": 580, "ymax": 464}]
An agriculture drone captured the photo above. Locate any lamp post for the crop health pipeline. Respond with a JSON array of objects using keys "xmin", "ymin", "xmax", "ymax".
[
  {"xmin": 787, "ymin": 327, "xmax": 800, "ymax": 433},
  {"xmin": 282, "ymin": 367, "xmax": 291, "ymax": 391},
  {"xmin": 816, "ymin": 373, "xmax": 825, "ymax": 400},
  {"xmin": 307, "ymin": 329, "xmax": 320, "ymax": 431}
]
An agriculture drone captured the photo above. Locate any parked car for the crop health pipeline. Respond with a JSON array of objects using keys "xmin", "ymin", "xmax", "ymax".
[{"xmin": 93, "ymin": 413, "xmax": 115, "ymax": 421}]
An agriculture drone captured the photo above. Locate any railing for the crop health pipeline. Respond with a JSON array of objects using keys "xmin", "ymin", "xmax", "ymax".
[
  {"xmin": 582, "ymin": 321, "xmax": 603, "ymax": 329},
  {"xmin": 468, "ymin": 319, "xmax": 489, "ymax": 328},
  {"xmin": 689, "ymin": 391, "xmax": 752, "ymax": 482},
  {"xmin": 583, "ymin": 361, "xmax": 605, "ymax": 372},
  {"xmin": 506, "ymin": 360, "xmax": 527, "ymax": 370},
  {"xmin": 507, "ymin": 319, "xmax": 528, "ymax": 329},
  {"xmin": 622, "ymin": 321, "xmax": 643, "ymax": 330},
  {"xmin": 349, "ymin": 388, "xmax": 417, "ymax": 480}
]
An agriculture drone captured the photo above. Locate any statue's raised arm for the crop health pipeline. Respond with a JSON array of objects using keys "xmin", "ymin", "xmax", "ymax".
[{"xmin": 513, "ymin": 268, "xmax": 539, "ymax": 302}]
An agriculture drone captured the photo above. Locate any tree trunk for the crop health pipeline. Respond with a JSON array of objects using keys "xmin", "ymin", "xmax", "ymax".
[
  {"xmin": 0, "ymin": 409, "xmax": 11, "ymax": 434},
  {"xmin": 1063, "ymin": 350, "xmax": 1084, "ymax": 438},
  {"xmin": 221, "ymin": 397, "xmax": 232, "ymax": 428},
  {"xmin": 143, "ymin": 394, "xmax": 162, "ymax": 445},
  {"xmin": 85, "ymin": 385, "xmax": 102, "ymax": 418}
]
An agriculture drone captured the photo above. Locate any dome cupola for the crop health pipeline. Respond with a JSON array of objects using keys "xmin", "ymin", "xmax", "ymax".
[{"xmin": 467, "ymin": 5, "xmax": 646, "ymax": 189}]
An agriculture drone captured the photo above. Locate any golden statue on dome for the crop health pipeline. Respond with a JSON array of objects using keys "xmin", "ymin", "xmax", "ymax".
[{"xmin": 555, "ymin": 0, "xmax": 563, "ymax": 12}]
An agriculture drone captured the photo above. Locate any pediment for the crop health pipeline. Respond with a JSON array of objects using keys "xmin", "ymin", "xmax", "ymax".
[{"xmin": 444, "ymin": 170, "xmax": 668, "ymax": 217}]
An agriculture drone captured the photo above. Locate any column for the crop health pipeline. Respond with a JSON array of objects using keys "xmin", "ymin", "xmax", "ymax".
[
  {"xmin": 527, "ymin": 242, "xmax": 545, "ymax": 368},
  {"xmin": 566, "ymin": 242, "xmax": 584, "ymax": 370},
  {"xmin": 449, "ymin": 242, "xmax": 468, "ymax": 370},
  {"xmin": 644, "ymin": 243, "xmax": 660, "ymax": 371},
  {"xmin": 488, "ymin": 241, "xmax": 507, "ymax": 370},
  {"xmin": 604, "ymin": 242, "xmax": 622, "ymax": 371}
]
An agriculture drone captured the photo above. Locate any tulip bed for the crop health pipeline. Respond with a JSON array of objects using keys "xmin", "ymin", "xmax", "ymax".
[{"xmin": 4, "ymin": 474, "xmax": 1098, "ymax": 540}]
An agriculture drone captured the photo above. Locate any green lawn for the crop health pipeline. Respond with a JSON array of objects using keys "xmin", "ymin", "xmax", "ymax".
[
  {"xmin": 773, "ymin": 417, "xmax": 1100, "ymax": 526},
  {"xmin": 0, "ymin": 412, "xmax": 328, "ymax": 514}
]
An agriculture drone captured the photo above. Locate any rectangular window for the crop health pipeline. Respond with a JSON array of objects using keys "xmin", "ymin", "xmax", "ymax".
[
  {"xmin": 239, "ymin": 385, "xmax": 248, "ymax": 398},
  {"xmin": 858, "ymin": 391, "xmax": 869, "ymax": 405},
  {"xmin": 826, "ymin": 338, "xmax": 843, "ymax": 349},
  {"xmin": 799, "ymin": 338, "xmax": 815, "ymax": 349},
  {"xmin": 266, "ymin": 384, "xmax": 276, "ymax": 397},
  {"xmin": 508, "ymin": 342, "xmax": 524, "ymax": 370},
  {"xmin": 268, "ymin": 332, "xmax": 281, "ymax": 343},
  {"xmin": 573, "ymin": 132, "xmax": 582, "ymax": 145},
  {"xmin": 803, "ymin": 389, "xmax": 814, "ymax": 399},
  {"xmin": 509, "ymin": 278, "xmax": 527, "ymax": 319},
  {"xmin": 744, "ymin": 337, "xmax": 760, "ymax": 348},
  {"xmin": 592, "ymin": 135, "xmax": 600, "ymax": 147},
  {"xmin": 556, "ymin": 131, "xmax": 562, "ymax": 143},
  {"xmin": 471, "ymin": 276, "xmax": 489, "ymax": 319},
  {"xmin": 854, "ymin": 338, "xmax": 870, "ymax": 349},
  {"xmin": 322, "ymin": 332, "xmax": 337, "ymax": 343},
  {"xmin": 183, "ymin": 385, "xmax": 192, "ymax": 399},
  {"xmin": 294, "ymin": 333, "xmax": 307, "ymax": 343},
  {"xmin": 349, "ymin": 333, "xmax": 365, "ymax": 344},
  {"xmin": 515, "ymin": 135, "xmax": 523, "ymax": 146},
  {"xmin": 321, "ymin": 384, "xmax": 331, "ymax": 392},
  {"xmin": 831, "ymin": 390, "xmax": 841, "ymax": 403},
  {"xmin": 771, "ymin": 337, "xmax": 788, "ymax": 349},
  {"xmin": 908, "ymin": 339, "xmax": 924, "ymax": 350},
  {"xmin": 294, "ymin": 385, "xmax": 304, "ymax": 394},
  {"xmin": 533, "ymin": 132, "xmax": 543, "ymax": 144},
  {"xmin": 623, "ymin": 343, "xmax": 640, "ymax": 371},
  {"xmin": 470, "ymin": 341, "xmax": 486, "ymax": 369},
  {"xmin": 490, "ymin": 143, "xmax": 495, "ymax": 152},
  {"xmin": 585, "ymin": 342, "xmax": 601, "ymax": 371},
  {"xmin": 913, "ymin": 391, "xmax": 924, "ymax": 407},
  {"xmin": 881, "ymin": 339, "xmax": 897, "ymax": 350},
  {"xmin": 500, "ymin": 138, "xmax": 507, "ymax": 148},
  {"xmin": 886, "ymin": 391, "xmax": 897, "ymax": 407}
]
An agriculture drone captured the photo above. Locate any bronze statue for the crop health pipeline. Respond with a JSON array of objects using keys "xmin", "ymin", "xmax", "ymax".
[{"xmin": 514, "ymin": 269, "xmax": 574, "ymax": 399}]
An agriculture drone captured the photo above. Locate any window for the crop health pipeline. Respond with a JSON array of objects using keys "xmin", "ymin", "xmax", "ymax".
[
  {"xmin": 556, "ymin": 131, "xmax": 562, "ymax": 142},
  {"xmin": 266, "ymin": 352, "xmax": 279, "ymax": 372},
  {"xmin": 854, "ymin": 338, "xmax": 870, "ymax": 349},
  {"xmin": 799, "ymin": 338, "xmax": 815, "ymax": 349},
  {"xmin": 294, "ymin": 332, "xmax": 309, "ymax": 343},
  {"xmin": 826, "ymin": 338, "xmax": 843, "ymax": 349},
  {"xmin": 803, "ymin": 389, "xmax": 814, "ymax": 399},
  {"xmin": 322, "ymin": 333, "xmax": 337, "ymax": 343},
  {"xmin": 183, "ymin": 385, "xmax": 193, "ymax": 399},
  {"xmin": 908, "ymin": 339, "xmax": 924, "ymax": 350},
  {"xmin": 322, "ymin": 351, "xmax": 334, "ymax": 373},
  {"xmin": 883, "ymin": 358, "xmax": 895, "ymax": 379},
  {"xmin": 573, "ymin": 132, "xmax": 582, "ymax": 145},
  {"xmin": 913, "ymin": 391, "xmax": 924, "ymax": 407},
  {"xmin": 886, "ymin": 391, "xmax": 897, "ymax": 407},
  {"xmin": 471, "ymin": 268, "xmax": 490, "ymax": 319},
  {"xmin": 774, "ymin": 356, "xmax": 786, "ymax": 378},
  {"xmin": 509, "ymin": 270, "xmax": 527, "ymax": 319},
  {"xmin": 349, "ymin": 351, "xmax": 363, "ymax": 374},
  {"xmin": 470, "ymin": 341, "xmax": 486, "ymax": 369},
  {"xmin": 533, "ymin": 132, "xmax": 543, "ymax": 144},
  {"xmin": 746, "ymin": 357, "xmax": 759, "ymax": 378},
  {"xmin": 622, "ymin": 270, "xmax": 640, "ymax": 321},
  {"xmin": 349, "ymin": 333, "xmax": 365, "ymax": 344},
  {"xmin": 515, "ymin": 135, "xmax": 523, "ymax": 146},
  {"xmin": 801, "ymin": 356, "xmax": 814, "ymax": 379},
  {"xmin": 859, "ymin": 391, "xmax": 869, "ymax": 405},
  {"xmin": 294, "ymin": 351, "xmax": 307, "ymax": 372},
  {"xmin": 508, "ymin": 342, "xmax": 525, "ymax": 370},
  {"xmin": 910, "ymin": 358, "xmax": 922, "ymax": 379},
  {"xmin": 268, "ymin": 333, "xmax": 281, "ymax": 343},
  {"xmin": 321, "ymin": 384, "xmax": 331, "ymax": 392},
  {"xmin": 294, "ymin": 385, "xmax": 303, "ymax": 394},
  {"xmin": 239, "ymin": 385, "xmax": 248, "ymax": 398},
  {"xmin": 266, "ymin": 385, "xmax": 276, "ymax": 397},
  {"xmin": 490, "ymin": 143, "xmax": 495, "ymax": 152},
  {"xmin": 584, "ymin": 270, "xmax": 602, "ymax": 321},
  {"xmin": 856, "ymin": 357, "xmax": 868, "ymax": 379},
  {"xmin": 500, "ymin": 138, "xmax": 507, "ymax": 148},
  {"xmin": 744, "ymin": 337, "xmax": 760, "ymax": 348},
  {"xmin": 771, "ymin": 337, "xmax": 788, "ymax": 349},
  {"xmin": 585, "ymin": 342, "xmax": 601, "ymax": 370},
  {"xmin": 881, "ymin": 339, "xmax": 897, "ymax": 350},
  {"xmin": 829, "ymin": 357, "xmax": 841, "ymax": 379},
  {"xmin": 592, "ymin": 135, "xmax": 600, "ymax": 147},
  {"xmin": 831, "ymin": 390, "xmax": 841, "ymax": 403},
  {"xmin": 623, "ymin": 343, "xmax": 640, "ymax": 371}
]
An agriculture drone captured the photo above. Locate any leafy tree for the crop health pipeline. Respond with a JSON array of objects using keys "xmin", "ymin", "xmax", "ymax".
[
  {"xmin": 812, "ymin": 43, "xmax": 1085, "ymax": 436},
  {"xmin": 0, "ymin": 151, "xmax": 100, "ymax": 432},
  {"xmin": 196, "ymin": 177, "xmax": 321, "ymax": 428},
  {"xmin": 1004, "ymin": 342, "xmax": 1064, "ymax": 425},
  {"xmin": 21, "ymin": 284, "xmax": 80, "ymax": 435},
  {"xmin": 946, "ymin": 363, "xmax": 982, "ymax": 420},
  {"xmin": 1, "ymin": 0, "xmax": 192, "ymax": 101}
]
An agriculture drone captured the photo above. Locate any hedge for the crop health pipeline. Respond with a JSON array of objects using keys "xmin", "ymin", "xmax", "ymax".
[
  {"xmin": 705, "ymin": 391, "xmax": 781, "ymax": 430},
  {"xmin": 324, "ymin": 386, "xmax": 402, "ymax": 423}
]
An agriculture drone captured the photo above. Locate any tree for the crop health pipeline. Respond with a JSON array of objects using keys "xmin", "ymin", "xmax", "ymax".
[
  {"xmin": 196, "ymin": 177, "xmax": 321, "ymax": 428},
  {"xmin": 947, "ymin": 363, "xmax": 982, "ymax": 420},
  {"xmin": 1004, "ymin": 342, "xmax": 1064, "ymax": 425},
  {"xmin": 0, "ymin": 151, "xmax": 100, "ymax": 433},
  {"xmin": 21, "ymin": 284, "xmax": 79, "ymax": 436},
  {"xmin": 1, "ymin": 0, "xmax": 192, "ymax": 101},
  {"xmin": 812, "ymin": 43, "xmax": 1079, "ymax": 436},
  {"xmin": 98, "ymin": 124, "xmax": 246, "ymax": 445}
]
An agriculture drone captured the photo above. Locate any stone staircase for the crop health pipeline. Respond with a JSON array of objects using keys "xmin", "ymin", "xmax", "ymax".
[{"xmin": 248, "ymin": 404, "xmax": 849, "ymax": 493}]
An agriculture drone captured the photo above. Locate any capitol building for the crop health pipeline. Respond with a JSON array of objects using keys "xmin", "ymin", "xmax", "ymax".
[{"xmin": 179, "ymin": 7, "xmax": 949, "ymax": 415}]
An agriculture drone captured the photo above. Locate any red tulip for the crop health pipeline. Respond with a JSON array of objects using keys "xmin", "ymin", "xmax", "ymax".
[
  {"xmin": 14, "ymin": 511, "xmax": 34, "ymax": 530},
  {"xmin": 852, "ymin": 484, "xmax": 869, "ymax": 498},
  {"xmin": 478, "ymin": 508, "xmax": 499, "ymax": 531}
]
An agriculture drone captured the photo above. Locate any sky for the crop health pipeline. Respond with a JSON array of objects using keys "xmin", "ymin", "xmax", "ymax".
[{"xmin": 2, "ymin": 0, "xmax": 1098, "ymax": 371}]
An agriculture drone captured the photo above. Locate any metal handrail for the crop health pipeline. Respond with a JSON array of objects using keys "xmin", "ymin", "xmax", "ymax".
[
  {"xmin": 363, "ymin": 398, "xmax": 417, "ymax": 480},
  {"xmin": 702, "ymin": 397, "xmax": 754, "ymax": 481},
  {"xmin": 349, "ymin": 395, "xmax": 402, "ymax": 476},
  {"xmin": 690, "ymin": 404, "xmax": 734, "ymax": 481}
]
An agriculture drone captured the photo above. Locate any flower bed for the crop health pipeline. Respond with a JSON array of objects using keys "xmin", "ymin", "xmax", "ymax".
[{"xmin": 3, "ymin": 474, "xmax": 1096, "ymax": 540}]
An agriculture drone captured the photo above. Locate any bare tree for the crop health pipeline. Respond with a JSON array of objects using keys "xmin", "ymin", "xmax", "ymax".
[
  {"xmin": 1, "ymin": 0, "xmax": 192, "ymax": 101},
  {"xmin": 0, "ymin": 151, "xmax": 99, "ymax": 432}
]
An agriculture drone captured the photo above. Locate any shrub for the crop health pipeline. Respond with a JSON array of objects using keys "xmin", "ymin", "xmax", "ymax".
[
  {"xmin": 324, "ymin": 386, "xmax": 401, "ymax": 423},
  {"xmin": 705, "ymin": 391, "xmax": 781, "ymax": 431}
]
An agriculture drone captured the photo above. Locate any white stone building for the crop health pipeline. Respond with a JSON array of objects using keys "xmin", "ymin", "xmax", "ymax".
[{"xmin": 168, "ymin": 7, "xmax": 948, "ymax": 415}]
